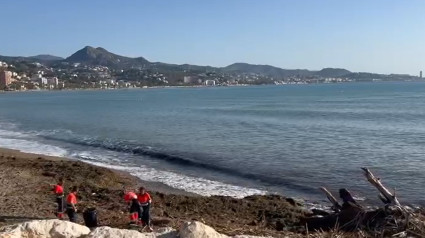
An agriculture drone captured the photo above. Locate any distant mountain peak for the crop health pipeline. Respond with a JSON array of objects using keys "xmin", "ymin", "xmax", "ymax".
[
  {"xmin": 223, "ymin": 62, "xmax": 313, "ymax": 77},
  {"xmin": 78, "ymin": 46, "xmax": 95, "ymax": 52},
  {"xmin": 65, "ymin": 46, "xmax": 149, "ymax": 68},
  {"xmin": 29, "ymin": 54, "xmax": 64, "ymax": 61},
  {"xmin": 316, "ymin": 68, "xmax": 351, "ymax": 77}
]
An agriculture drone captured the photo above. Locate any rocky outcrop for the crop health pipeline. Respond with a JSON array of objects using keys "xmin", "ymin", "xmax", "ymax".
[
  {"xmin": 0, "ymin": 219, "xmax": 90, "ymax": 238},
  {"xmin": 0, "ymin": 220, "xmax": 272, "ymax": 238},
  {"xmin": 86, "ymin": 226, "xmax": 176, "ymax": 238},
  {"xmin": 179, "ymin": 221, "xmax": 273, "ymax": 238},
  {"xmin": 180, "ymin": 221, "xmax": 227, "ymax": 238}
]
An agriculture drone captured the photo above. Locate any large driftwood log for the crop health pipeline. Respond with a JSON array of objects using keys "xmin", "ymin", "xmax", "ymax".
[
  {"xmin": 361, "ymin": 167, "xmax": 401, "ymax": 207},
  {"xmin": 320, "ymin": 187, "xmax": 341, "ymax": 211},
  {"xmin": 310, "ymin": 168, "xmax": 416, "ymax": 234}
]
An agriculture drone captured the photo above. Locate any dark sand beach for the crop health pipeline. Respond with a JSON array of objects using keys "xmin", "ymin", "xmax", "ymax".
[
  {"xmin": 2, "ymin": 148, "xmax": 425, "ymax": 238},
  {"xmin": 0, "ymin": 148, "xmax": 307, "ymax": 237}
]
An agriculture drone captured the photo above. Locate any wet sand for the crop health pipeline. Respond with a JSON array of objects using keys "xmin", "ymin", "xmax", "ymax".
[{"xmin": 0, "ymin": 148, "xmax": 306, "ymax": 237}]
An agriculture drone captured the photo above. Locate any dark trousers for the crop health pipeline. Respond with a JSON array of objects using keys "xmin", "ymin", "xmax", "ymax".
[
  {"xmin": 140, "ymin": 204, "xmax": 150, "ymax": 226},
  {"xmin": 55, "ymin": 197, "xmax": 65, "ymax": 219},
  {"xmin": 67, "ymin": 208, "xmax": 77, "ymax": 223},
  {"xmin": 56, "ymin": 197, "xmax": 64, "ymax": 213}
]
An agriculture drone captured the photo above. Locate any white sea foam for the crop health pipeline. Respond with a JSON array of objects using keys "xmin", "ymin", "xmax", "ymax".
[
  {"xmin": 0, "ymin": 129, "xmax": 29, "ymax": 138},
  {"xmin": 0, "ymin": 122, "xmax": 267, "ymax": 198},
  {"xmin": 0, "ymin": 124, "xmax": 68, "ymax": 157},
  {"xmin": 73, "ymin": 151, "xmax": 266, "ymax": 198},
  {"xmin": 0, "ymin": 137, "xmax": 68, "ymax": 157}
]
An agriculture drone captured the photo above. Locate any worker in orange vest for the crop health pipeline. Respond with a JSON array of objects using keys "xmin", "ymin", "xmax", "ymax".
[
  {"xmin": 66, "ymin": 186, "xmax": 79, "ymax": 223},
  {"xmin": 137, "ymin": 186, "xmax": 153, "ymax": 231},
  {"xmin": 123, "ymin": 189, "xmax": 141, "ymax": 224},
  {"xmin": 51, "ymin": 178, "xmax": 65, "ymax": 219}
]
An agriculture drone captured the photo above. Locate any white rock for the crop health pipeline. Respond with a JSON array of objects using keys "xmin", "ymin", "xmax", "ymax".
[
  {"xmin": 0, "ymin": 219, "xmax": 272, "ymax": 238},
  {"xmin": 156, "ymin": 227, "xmax": 179, "ymax": 238},
  {"xmin": 179, "ymin": 221, "xmax": 274, "ymax": 238},
  {"xmin": 179, "ymin": 221, "xmax": 229, "ymax": 238},
  {"xmin": 87, "ymin": 226, "xmax": 177, "ymax": 238},
  {"xmin": 87, "ymin": 226, "xmax": 154, "ymax": 238},
  {"xmin": 0, "ymin": 219, "xmax": 90, "ymax": 238}
]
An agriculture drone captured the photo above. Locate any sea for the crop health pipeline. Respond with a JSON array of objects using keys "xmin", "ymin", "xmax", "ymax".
[{"xmin": 1, "ymin": 82, "xmax": 424, "ymax": 206}]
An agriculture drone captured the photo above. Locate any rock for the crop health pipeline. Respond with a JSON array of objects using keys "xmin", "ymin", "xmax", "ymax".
[
  {"xmin": 0, "ymin": 219, "xmax": 90, "ymax": 238},
  {"xmin": 0, "ymin": 219, "xmax": 270, "ymax": 238},
  {"xmin": 180, "ymin": 221, "xmax": 229, "ymax": 238},
  {"xmin": 155, "ymin": 227, "xmax": 178, "ymax": 238},
  {"xmin": 87, "ymin": 226, "xmax": 154, "ymax": 238},
  {"xmin": 87, "ymin": 226, "xmax": 177, "ymax": 238},
  {"xmin": 179, "ymin": 221, "xmax": 273, "ymax": 238}
]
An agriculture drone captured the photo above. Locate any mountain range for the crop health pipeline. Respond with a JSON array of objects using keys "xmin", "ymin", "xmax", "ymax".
[{"xmin": 0, "ymin": 46, "xmax": 389, "ymax": 78}]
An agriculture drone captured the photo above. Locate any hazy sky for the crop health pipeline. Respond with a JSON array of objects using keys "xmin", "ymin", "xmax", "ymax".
[{"xmin": 1, "ymin": 0, "xmax": 424, "ymax": 74}]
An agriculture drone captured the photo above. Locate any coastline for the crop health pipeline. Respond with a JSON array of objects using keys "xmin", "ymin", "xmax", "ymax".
[
  {"xmin": 0, "ymin": 83, "xmax": 253, "ymax": 94},
  {"xmin": 0, "ymin": 80, "xmax": 420, "ymax": 96},
  {"xmin": 0, "ymin": 147, "xmax": 194, "ymax": 196},
  {"xmin": 0, "ymin": 147, "xmax": 306, "ymax": 237}
]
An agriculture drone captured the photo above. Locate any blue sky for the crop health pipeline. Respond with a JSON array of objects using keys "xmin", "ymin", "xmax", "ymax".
[{"xmin": 1, "ymin": 0, "xmax": 424, "ymax": 74}]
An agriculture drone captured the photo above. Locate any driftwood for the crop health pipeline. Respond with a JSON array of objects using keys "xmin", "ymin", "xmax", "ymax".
[
  {"xmin": 320, "ymin": 187, "xmax": 341, "ymax": 211},
  {"xmin": 320, "ymin": 168, "xmax": 402, "ymax": 209},
  {"xmin": 361, "ymin": 167, "xmax": 400, "ymax": 207},
  {"xmin": 304, "ymin": 168, "xmax": 424, "ymax": 236}
]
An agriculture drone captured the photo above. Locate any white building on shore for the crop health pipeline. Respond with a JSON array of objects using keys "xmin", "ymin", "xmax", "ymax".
[
  {"xmin": 47, "ymin": 77, "xmax": 59, "ymax": 88},
  {"xmin": 205, "ymin": 80, "xmax": 216, "ymax": 86}
]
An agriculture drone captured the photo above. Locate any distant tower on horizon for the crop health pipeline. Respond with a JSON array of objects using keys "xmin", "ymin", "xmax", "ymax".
[{"xmin": 421, "ymin": 71, "xmax": 423, "ymax": 79}]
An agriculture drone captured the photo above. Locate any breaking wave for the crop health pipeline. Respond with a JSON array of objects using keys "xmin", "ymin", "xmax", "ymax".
[{"xmin": 39, "ymin": 132, "xmax": 316, "ymax": 193}]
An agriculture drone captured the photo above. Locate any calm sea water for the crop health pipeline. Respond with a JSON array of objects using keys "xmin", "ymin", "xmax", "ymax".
[{"xmin": 1, "ymin": 82, "xmax": 425, "ymax": 205}]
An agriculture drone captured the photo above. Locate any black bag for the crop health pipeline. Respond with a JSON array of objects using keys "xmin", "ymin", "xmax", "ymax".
[{"xmin": 83, "ymin": 208, "xmax": 98, "ymax": 228}]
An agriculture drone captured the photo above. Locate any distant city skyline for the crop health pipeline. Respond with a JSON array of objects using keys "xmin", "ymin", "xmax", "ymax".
[{"xmin": 1, "ymin": 0, "xmax": 424, "ymax": 75}]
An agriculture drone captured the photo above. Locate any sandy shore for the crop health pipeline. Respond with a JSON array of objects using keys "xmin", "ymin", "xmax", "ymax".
[{"xmin": 0, "ymin": 147, "xmax": 307, "ymax": 237}]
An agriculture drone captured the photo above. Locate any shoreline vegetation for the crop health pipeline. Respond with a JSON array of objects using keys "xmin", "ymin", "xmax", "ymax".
[{"xmin": 0, "ymin": 147, "xmax": 424, "ymax": 237}]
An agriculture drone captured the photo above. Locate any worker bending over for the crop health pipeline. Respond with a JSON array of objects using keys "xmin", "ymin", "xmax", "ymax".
[{"xmin": 124, "ymin": 190, "xmax": 141, "ymax": 224}]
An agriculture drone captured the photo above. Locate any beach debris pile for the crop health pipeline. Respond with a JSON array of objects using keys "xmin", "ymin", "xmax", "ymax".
[{"xmin": 302, "ymin": 168, "xmax": 425, "ymax": 237}]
